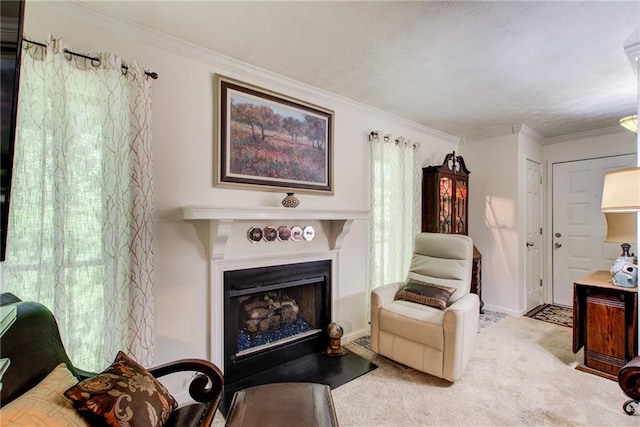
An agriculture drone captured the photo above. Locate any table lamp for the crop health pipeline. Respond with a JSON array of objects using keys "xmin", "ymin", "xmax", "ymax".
[{"xmin": 601, "ymin": 167, "xmax": 640, "ymax": 287}]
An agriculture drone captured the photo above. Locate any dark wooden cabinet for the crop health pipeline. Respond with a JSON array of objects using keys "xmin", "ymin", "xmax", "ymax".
[
  {"xmin": 421, "ymin": 152, "xmax": 483, "ymax": 312},
  {"xmin": 421, "ymin": 152, "xmax": 469, "ymax": 234},
  {"xmin": 472, "ymin": 246, "xmax": 484, "ymax": 314},
  {"xmin": 573, "ymin": 270, "xmax": 638, "ymax": 380}
]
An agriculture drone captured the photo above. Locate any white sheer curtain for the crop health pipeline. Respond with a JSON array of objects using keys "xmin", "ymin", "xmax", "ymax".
[
  {"xmin": 368, "ymin": 132, "xmax": 421, "ymax": 297},
  {"xmin": 1, "ymin": 36, "xmax": 155, "ymax": 370}
]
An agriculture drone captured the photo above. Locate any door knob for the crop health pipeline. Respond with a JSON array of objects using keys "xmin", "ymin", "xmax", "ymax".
[
  {"xmin": 526, "ymin": 241, "xmax": 534, "ymax": 247},
  {"xmin": 554, "ymin": 242, "xmax": 562, "ymax": 248}
]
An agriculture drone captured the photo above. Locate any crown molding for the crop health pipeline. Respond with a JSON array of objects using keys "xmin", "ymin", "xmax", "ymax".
[
  {"xmin": 624, "ymin": 31, "xmax": 640, "ymax": 61},
  {"xmin": 461, "ymin": 124, "xmax": 544, "ymax": 145},
  {"xmin": 461, "ymin": 125, "xmax": 527, "ymax": 144},
  {"xmin": 542, "ymin": 126, "xmax": 628, "ymax": 145},
  {"xmin": 626, "ymin": 41, "xmax": 640, "ymax": 61},
  {"xmin": 518, "ymin": 124, "xmax": 546, "ymax": 145},
  {"xmin": 460, "ymin": 123, "xmax": 627, "ymax": 146},
  {"xmin": 35, "ymin": 1, "xmax": 459, "ymax": 145},
  {"xmin": 624, "ymin": 31, "xmax": 640, "ymax": 77}
]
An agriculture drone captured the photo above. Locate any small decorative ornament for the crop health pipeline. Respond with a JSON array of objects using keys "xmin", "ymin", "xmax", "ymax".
[
  {"xmin": 302, "ymin": 225, "xmax": 315, "ymax": 241},
  {"xmin": 263, "ymin": 226, "xmax": 278, "ymax": 242},
  {"xmin": 247, "ymin": 227, "xmax": 263, "ymax": 243},
  {"xmin": 290, "ymin": 226, "xmax": 303, "ymax": 241},
  {"xmin": 281, "ymin": 192, "xmax": 300, "ymax": 208},
  {"xmin": 323, "ymin": 322, "xmax": 347, "ymax": 356}
]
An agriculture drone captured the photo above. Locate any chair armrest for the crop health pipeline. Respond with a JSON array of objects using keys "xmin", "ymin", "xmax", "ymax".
[
  {"xmin": 443, "ymin": 293, "xmax": 480, "ymax": 331},
  {"xmin": 371, "ymin": 281, "xmax": 404, "ymax": 309},
  {"xmin": 619, "ymin": 355, "xmax": 640, "ymax": 400},
  {"xmin": 444, "ymin": 293, "xmax": 479, "ymax": 315},
  {"xmin": 148, "ymin": 359, "xmax": 224, "ymax": 406},
  {"xmin": 370, "ymin": 282, "xmax": 404, "ymax": 353}
]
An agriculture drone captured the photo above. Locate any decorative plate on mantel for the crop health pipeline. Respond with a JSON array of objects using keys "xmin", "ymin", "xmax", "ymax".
[
  {"xmin": 263, "ymin": 226, "xmax": 278, "ymax": 242},
  {"xmin": 290, "ymin": 226, "xmax": 303, "ymax": 241},
  {"xmin": 277, "ymin": 226, "xmax": 291, "ymax": 241},
  {"xmin": 247, "ymin": 227, "xmax": 263, "ymax": 243},
  {"xmin": 302, "ymin": 226, "xmax": 315, "ymax": 241}
]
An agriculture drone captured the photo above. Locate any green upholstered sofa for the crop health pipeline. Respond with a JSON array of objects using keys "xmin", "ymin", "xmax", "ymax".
[{"xmin": 0, "ymin": 293, "xmax": 224, "ymax": 427}]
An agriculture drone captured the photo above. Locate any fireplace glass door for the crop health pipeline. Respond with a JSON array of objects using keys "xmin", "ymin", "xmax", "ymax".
[
  {"xmin": 223, "ymin": 260, "xmax": 331, "ymax": 382},
  {"xmin": 233, "ymin": 278, "xmax": 323, "ymax": 357}
]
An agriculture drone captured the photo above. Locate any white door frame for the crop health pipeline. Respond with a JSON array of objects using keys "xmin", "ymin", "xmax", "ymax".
[{"xmin": 525, "ymin": 158, "xmax": 543, "ymax": 312}]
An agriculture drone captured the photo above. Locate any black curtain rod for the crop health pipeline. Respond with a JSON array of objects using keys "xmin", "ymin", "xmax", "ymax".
[{"xmin": 22, "ymin": 38, "xmax": 158, "ymax": 80}]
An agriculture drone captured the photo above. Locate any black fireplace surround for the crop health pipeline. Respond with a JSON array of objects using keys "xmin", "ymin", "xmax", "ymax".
[{"xmin": 223, "ymin": 260, "xmax": 331, "ymax": 383}]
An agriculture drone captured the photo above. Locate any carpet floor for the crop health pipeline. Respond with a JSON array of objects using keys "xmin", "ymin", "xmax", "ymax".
[{"xmin": 214, "ymin": 315, "xmax": 635, "ymax": 426}]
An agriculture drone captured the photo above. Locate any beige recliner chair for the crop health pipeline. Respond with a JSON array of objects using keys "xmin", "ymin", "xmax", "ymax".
[{"xmin": 370, "ymin": 232, "xmax": 479, "ymax": 382}]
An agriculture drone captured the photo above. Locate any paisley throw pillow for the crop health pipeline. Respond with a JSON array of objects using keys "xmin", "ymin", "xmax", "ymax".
[{"xmin": 64, "ymin": 351, "xmax": 177, "ymax": 427}]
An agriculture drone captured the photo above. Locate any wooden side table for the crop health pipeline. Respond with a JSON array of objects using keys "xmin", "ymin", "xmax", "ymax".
[{"xmin": 572, "ymin": 270, "xmax": 638, "ymax": 380}]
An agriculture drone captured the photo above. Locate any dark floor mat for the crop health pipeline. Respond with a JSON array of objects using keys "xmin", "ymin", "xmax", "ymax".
[{"xmin": 526, "ymin": 304, "xmax": 572, "ymax": 328}]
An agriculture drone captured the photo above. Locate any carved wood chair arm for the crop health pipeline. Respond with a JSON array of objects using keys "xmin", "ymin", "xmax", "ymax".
[
  {"xmin": 148, "ymin": 358, "xmax": 225, "ymax": 404},
  {"xmin": 618, "ymin": 356, "xmax": 640, "ymax": 400}
]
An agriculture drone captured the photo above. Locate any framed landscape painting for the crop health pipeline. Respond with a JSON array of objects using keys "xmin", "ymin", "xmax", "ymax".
[{"xmin": 215, "ymin": 75, "xmax": 334, "ymax": 193}]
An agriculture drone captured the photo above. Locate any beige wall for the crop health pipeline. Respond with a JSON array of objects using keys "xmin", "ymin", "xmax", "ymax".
[
  {"xmin": 22, "ymin": 1, "xmax": 637, "ymax": 398},
  {"xmin": 21, "ymin": 2, "xmax": 458, "ymax": 395},
  {"xmin": 460, "ymin": 134, "xmax": 520, "ymax": 314},
  {"xmin": 461, "ymin": 128, "xmax": 636, "ymax": 316}
]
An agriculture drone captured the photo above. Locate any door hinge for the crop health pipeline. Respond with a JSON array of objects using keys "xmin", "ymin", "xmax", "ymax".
[
  {"xmin": 539, "ymin": 227, "xmax": 542, "ymax": 235},
  {"xmin": 539, "ymin": 279, "xmax": 543, "ymax": 288},
  {"xmin": 539, "ymin": 175, "xmax": 542, "ymax": 184}
]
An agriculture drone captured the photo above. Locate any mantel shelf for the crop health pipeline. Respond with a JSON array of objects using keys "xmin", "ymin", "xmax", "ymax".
[
  {"xmin": 182, "ymin": 205, "xmax": 369, "ymax": 221},
  {"xmin": 181, "ymin": 205, "xmax": 369, "ymax": 259}
]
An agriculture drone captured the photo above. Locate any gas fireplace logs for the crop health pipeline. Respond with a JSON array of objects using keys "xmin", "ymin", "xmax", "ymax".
[{"xmin": 243, "ymin": 294, "xmax": 300, "ymax": 333}]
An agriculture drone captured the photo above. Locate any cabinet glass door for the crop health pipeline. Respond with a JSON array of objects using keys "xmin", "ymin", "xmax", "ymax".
[
  {"xmin": 454, "ymin": 180, "xmax": 467, "ymax": 233},
  {"xmin": 439, "ymin": 177, "xmax": 452, "ymax": 233}
]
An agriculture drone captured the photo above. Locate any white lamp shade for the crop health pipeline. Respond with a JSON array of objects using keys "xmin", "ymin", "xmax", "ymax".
[
  {"xmin": 601, "ymin": 167, "xmax": 640, "ymax": 212},
  {"xmin": 604, "ymin": 212, "xmax": 637, "ymax": 243}
]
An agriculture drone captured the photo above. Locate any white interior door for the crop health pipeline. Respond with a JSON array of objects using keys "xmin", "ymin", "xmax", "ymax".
[
  {"xmin": 525, "ymin": 159, "xmax": 543, "ymax": 312},
  {"xmin": 552, "ymin": 154, "xmax": 635, "ymax": 306}
]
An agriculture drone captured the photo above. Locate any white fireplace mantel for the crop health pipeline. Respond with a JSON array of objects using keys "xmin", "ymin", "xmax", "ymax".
[{"xmin": 181, "ymin": 205, "xmax": 369, "ymax": 259}]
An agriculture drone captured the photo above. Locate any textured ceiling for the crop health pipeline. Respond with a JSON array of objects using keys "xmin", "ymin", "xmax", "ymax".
[{"xmin": 76, "ymin": 1, "xmax": 640, "ymax": 141}]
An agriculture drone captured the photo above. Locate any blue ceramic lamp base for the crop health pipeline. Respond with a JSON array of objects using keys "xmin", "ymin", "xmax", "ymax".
[{"xmin": 611, "ymin": 243, "xmax": 638, "ymax": 288}]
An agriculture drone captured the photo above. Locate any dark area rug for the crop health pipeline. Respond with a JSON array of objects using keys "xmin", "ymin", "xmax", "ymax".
[
  {"xmin": 526, "ymin": 304, "xmax": 572, "ymax": 328},
  {"xmin": 219, "ymin": 348, "xmax": 377, "ymax": 415},
  {"xmin": 478, "ymin": 309, "xmax": 509, "ymax": 332}
]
